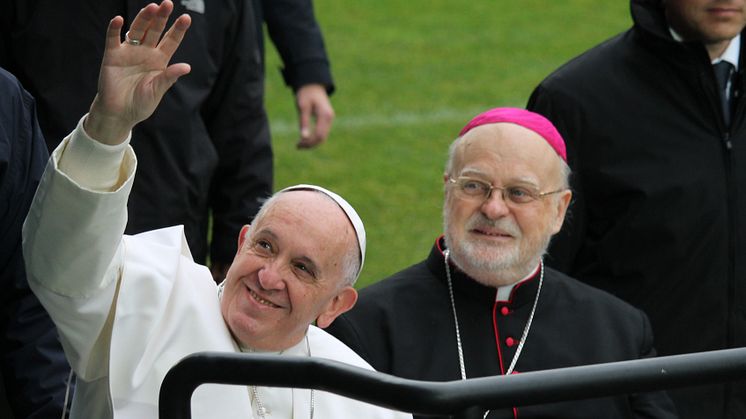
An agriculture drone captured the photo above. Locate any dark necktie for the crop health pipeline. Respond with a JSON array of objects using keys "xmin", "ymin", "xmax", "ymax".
[{"xmin": 713, "ymin": 61, "xmax": 735, "ymax": 126}]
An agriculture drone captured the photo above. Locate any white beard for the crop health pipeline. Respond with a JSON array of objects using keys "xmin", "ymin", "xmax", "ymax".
[{"xmin": 443, "ymin": 210, "xmax": 549, "ymax": 286}]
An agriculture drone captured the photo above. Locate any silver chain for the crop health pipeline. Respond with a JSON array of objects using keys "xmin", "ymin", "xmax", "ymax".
[
  {"xmin": 251, "ymin": 384, "xmax": 269, "ymax": 418},
  {"xmin": 443, "ymin": 249, "xmax": 544, "ymax": 418},
  {"xmin": 444, "ymin": 250, "xmax": 468, "ymax": 381},
  {"xmin": 250, "ymin": 335, "xmax": 315, "ymax": 419}
]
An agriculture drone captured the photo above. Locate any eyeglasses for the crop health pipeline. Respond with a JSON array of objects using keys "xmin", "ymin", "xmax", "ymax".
[{"xmin": 448, "ymin": 176, "xmax": 565, "ymax": 205}]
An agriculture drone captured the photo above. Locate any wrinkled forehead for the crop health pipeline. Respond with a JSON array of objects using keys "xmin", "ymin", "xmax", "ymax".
[
  {"xmin": 251, "ymin": 191, "xmax": 356, "ymax": 270},
  {"xmin": 453, "ymin": 123, "xmax": 563, "ymax": 180},
  {"xmin": 276, "ymin": 185, "xmax": 366, "ymax": 273}
]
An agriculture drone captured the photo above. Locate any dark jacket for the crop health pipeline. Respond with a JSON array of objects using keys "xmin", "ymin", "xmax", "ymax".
[
  {"xmin": 0, "ymin": 0, "xmax": 271, "ymax": 265},
  {"xmin": 327, "ymin": 239, "xmax": 678, "ymax": 419},
  {"xmin": 253, "ymin": 0, "xmax": 335, "ymax": 94},
  {"xmin": 526, "ymin": 0, "xmax": 746, "ymax": 417},
  {"xmin": 0, "ymin": 67, "xmax": 69, "ymax": 419}
]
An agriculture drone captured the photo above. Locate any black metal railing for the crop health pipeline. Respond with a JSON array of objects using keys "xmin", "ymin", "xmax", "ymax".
[{"xmin": 159, "ymin": 347, "xmax": 746, "ymax": 418}]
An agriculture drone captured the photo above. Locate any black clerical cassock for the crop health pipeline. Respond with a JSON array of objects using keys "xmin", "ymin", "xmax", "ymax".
[{"xmin": 327, "ymin": 237, "xmax": 677, "ymax": 419}]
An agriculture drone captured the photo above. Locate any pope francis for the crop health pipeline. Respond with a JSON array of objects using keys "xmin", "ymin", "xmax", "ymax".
[{"xmin": 22, "ymin": 2, "xmax": 410, "ymax": 418}]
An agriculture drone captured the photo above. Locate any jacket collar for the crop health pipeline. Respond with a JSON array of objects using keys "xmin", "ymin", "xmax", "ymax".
[{"xmin": 631, "ymin": 0, "xmax": 670, "ymax": 41}]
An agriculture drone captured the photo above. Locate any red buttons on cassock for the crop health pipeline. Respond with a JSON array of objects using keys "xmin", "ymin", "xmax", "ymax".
[
  {"xmin": 505, "ymin": 337, "xmax": 515, "ymax": 347},
  {"xmin": 500, "ymin": 306, "xmax": 510, "ymax": 316}
]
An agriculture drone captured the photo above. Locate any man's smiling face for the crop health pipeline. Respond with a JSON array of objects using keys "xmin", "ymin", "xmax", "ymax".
[
  {"xmin": 443, "ymin": 123, "xmax": 570, "ymax": 286},
  {"xmin": 220, "ymin": 191, "xmax": 358, "ymax": 351}
]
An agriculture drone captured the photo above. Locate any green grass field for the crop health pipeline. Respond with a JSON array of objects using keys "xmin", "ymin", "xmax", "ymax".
[{"xmin": 264, "ymin": 0, "xmax": 631, "ymax": 288}]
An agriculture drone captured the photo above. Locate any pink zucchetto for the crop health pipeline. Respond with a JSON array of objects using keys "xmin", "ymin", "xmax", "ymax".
[{"xmin": 458, "ymin": 107, "xmax": 567, "ymax": 162}]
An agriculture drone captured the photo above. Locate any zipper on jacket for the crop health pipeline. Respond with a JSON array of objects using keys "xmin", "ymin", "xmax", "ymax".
[
  {"xmin": 721, "ymin": 130, "xmax": 736, "ymax": 349},
  {"xmin": 724, "ymin": 131, "xmax": 732, "ymax": 149}
]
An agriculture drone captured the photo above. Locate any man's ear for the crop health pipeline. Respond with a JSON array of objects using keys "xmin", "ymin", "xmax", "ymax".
[
  {"xmin": 550, "ymin": 190, "xmax": 572, "ymax": 234},
  {"xmin": 237, "ymin": 224, "xmax": 251, "ymax": 254},
  {"xmin": 316, "ymin": 286, "xmax": 358, "ymax": 328}
]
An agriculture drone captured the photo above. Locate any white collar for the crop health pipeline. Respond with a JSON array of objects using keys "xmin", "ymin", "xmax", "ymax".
[
  {"xmin": 669, "ymin": 27, "xmax": 741, "ymax": 69},
  {"xmin": 495, "ymin": 262, "xmax": 541, "ymax": 301},
  {"xmin": 239, "ymin": 333, "xmax": 310, "ymax": 355},
  {"xmin": 716, "ymin": 33, "xmax": 741, "ymax": 68}
]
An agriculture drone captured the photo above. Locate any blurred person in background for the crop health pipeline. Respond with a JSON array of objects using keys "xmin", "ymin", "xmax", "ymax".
[
  {"xmin": 527, "ymin": 0, "xmax": 746, "ymax": 417},
  {"xmin": 0, "ymin": 66, "xmax": 70, "ymax": 418},
  {"xmin": 209, "ymin": 0, "xmax": 338, "ymax": 281}
]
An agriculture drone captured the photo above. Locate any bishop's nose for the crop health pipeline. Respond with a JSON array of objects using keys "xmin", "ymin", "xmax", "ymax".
[{"xmin": 480, "ymin": 189, "xmax": 511, "ymax": 220}]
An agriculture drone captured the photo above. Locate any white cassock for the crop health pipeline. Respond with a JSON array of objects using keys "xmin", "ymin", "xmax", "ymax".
[{"xmin": 23, "ymin": 118, "xmax": 411, "ymax": 419}]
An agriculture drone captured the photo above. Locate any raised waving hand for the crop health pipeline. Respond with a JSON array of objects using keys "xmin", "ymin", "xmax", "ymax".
[{"xmin": 84, "ymin": 1, "xmax": 191, "ymax": 145}]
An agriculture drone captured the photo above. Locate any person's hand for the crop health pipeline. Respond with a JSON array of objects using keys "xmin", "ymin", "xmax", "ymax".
[
  {"xmin": 84, "ymin": 1, "xmax": 192, "ymax": 145},
  {"xmin": 295, "ymin": 84, "xmax": 335, "ymax": 149}
]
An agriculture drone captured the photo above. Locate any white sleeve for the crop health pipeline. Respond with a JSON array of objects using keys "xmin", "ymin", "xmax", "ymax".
[
  {"xmin": 58, "ymin": 114, "xmax": 132, "ymax": 192},
  {"xmin": 22, "ymin": 115, "xmax": 137, "ymax": 379}
]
